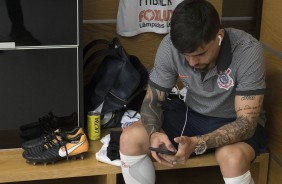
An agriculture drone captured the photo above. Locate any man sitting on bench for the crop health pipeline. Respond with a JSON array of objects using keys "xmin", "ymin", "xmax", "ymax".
[{"xmin": 119, "ymin": 0, "xmax": 269, "ymax": 184}]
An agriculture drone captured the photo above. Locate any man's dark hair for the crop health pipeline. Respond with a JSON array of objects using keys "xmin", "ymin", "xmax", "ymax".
[{"xmin": 170, "ymin": 0, "xmax": 221, "ymax": 53}]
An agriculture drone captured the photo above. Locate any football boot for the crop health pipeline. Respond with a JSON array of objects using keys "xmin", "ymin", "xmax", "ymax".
[
  {"xmin": 23, "ymin": 133, "xmax": 89, "ymax": 165},
  {"xmin": 22, "ymin": 126, "xmax": 84, "ymax": 150}
]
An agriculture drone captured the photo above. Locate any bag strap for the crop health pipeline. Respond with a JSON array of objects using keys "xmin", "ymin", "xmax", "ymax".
[
  {"xmin": 83, "ymin": 39, "xmax": 111, "ymax": 57},
  {"xmin": 83, "ymin": 37, "xmax": 127, "ymax": 70},
  {"xmin": 83, "ymin": 48, "xmax": 119, "ymax": 70},
  {"xmin": 125, "ymin": 85, "xmax": 147, "ymax": 104},
  {"xmin": 107, "ymin": 84, "xmax": 147, "ymax": 107}
]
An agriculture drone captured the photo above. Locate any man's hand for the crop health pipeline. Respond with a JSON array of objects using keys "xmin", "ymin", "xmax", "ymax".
[
  {"xmin": 150, "ymin": 133, "xmax": 198, "ymax": 167},
  {"xmin": 149, "ymin": 132, "xmax": 177, "ymax": 166},
  {"xmin": 172, "ymin": 136, "xmax": 198, "ymax": 164}
]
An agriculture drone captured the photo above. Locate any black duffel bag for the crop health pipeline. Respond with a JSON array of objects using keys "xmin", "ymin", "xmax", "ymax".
[{"xmin": 83, "ymin": 38, "xmax": 148, "ymax": 129}]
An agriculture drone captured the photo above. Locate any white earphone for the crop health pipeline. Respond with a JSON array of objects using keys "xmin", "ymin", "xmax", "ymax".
[{"xmin": 218, "ymin": 35, "xmax": 222, "ymax": 46}]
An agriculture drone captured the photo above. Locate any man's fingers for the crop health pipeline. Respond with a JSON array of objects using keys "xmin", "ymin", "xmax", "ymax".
[
  {"xmin": 174, "ymin": 136, "xmax": 181, "ymax": 142},
  {"xmin": 174, "ymin": 136, "xmax": 187, "ymax": 145},
  {"xmin": 151, "ymin": 152, "xmax": 174, "ymax": 167},
  {"xmin": 151, "ymin": 152, "xmax": 162, "ymax": 163},
  {"xmin": 158, "ymin": 154, "xmax": 174, "ymax": 167},
  {"xmin": 158, "ymin": 153, "xmax": 172, "ymax": 163},
  {"xmin": 163, "ymin": 141, "xmax": 177, "ymax": 152}
]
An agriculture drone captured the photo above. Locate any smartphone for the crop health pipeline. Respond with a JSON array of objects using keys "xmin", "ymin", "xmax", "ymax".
[{"xmin": 149, "ymin": 147, "xmax": 176, "ymax": 155}]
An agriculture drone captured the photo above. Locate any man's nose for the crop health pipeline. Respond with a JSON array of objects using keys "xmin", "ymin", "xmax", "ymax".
[{"xmin": 187, "ymin": 56, "xmax": 199, "ymax": 67}]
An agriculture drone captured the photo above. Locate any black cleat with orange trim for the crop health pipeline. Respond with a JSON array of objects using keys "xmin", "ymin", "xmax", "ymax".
[
  {"xmin": 22, "ymin": 133, "xmax": 89, "ymax": 165},
  {"xmin": 22, "ymin": 127, "xmax": 84, "ymax": 150}
]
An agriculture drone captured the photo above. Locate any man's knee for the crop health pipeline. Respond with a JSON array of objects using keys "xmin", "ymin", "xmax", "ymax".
[
  {"xmin": 215, "ymin": 143, "xmax": 255, "ymax": 177},
  {"xmin": 216, "ymin": 146, "xmax": 245, "ymax": 165},
  {"xmin": 120, "ymin": 122, "xmax": 150, "ymax": 155}
]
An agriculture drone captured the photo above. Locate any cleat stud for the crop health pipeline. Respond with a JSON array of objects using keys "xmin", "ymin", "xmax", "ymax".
[{"xmin": 79, "ymin": 153, "xmax": 87, "ymax": 160}]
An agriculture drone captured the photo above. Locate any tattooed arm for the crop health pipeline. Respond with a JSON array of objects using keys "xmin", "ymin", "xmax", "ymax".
[
  {"xmin": 140, "ymin": 84, "xmax": 168, "ymax": 136},
  {"xmin": 142, "ymin": 85, "xmax": 178, "ymax": 166},
  {"xmin": 203, "ymin": 95, "xmax": 264, "ymax": 149}
]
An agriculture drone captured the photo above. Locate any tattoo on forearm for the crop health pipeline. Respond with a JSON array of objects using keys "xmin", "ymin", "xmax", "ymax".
[
  {"xmin": 141, "ymin": 85, "xmax": 167, "ymax": 135},
  {"xmin": 241, "ymin": 96, "xmax": 255, "ymax": 101},
  {"xmin": 205, "ymin": 95, "xmax": 263, "ymax": 148},
  {"xmin": 205, "ymin": 116, "xmax": 256, "ymax": 148}
]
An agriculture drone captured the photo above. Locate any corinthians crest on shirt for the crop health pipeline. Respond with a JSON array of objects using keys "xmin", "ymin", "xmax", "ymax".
[{"xmin": 217, "ymin": 68, "xmax": 234, "ymax": 90}]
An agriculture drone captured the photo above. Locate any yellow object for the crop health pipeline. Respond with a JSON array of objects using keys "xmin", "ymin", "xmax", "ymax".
[{"xmin": 87, "ymin": 111, "xmax": 101, "ymax": 140}]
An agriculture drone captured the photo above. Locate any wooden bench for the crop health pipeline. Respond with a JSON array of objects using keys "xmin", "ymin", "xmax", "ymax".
[{"xmin": 0, "ymin": 133, "xmax": 269, "ymax": 184}]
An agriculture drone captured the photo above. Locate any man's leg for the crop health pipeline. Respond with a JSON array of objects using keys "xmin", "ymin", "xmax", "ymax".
[
  {"xmin": 215, "ymin": 142, "xmax": 255, "ymax": 184},
  {"xmin": 119, "ymin": 121, "xmax": 155, "ymax": 184},
  {"xmin": 216, "ymin": 123, "xmax": 268, "ymax": 184}
]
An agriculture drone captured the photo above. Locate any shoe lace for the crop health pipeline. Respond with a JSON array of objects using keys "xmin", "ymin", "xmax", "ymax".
[
  {"xmin": 40, "ymin": 129, "xmax": 62, "ymax": 143},
  {"xmin": 42, "ymin": 134, "xmax": 58, "ymax": 150},
  {"xmin": 42, "ymin": 133, "xmax": 70, "ymax": 159},
  {"xmin": 40, "ymin": 133, "xmax": 54, "ymax": 143}
]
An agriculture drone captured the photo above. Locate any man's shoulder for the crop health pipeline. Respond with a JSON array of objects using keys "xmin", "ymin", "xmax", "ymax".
[
  {"xmin": 226, "ymin": 28, "xmax": 262, "ymax": 52},
  {"xmin": 161, "ymin": 34, "xmax": 174, "ymax": 46},
  {"xmin": 158, "ymin": 34, "xmax": 181, "ymax": 57},
  {"xmin": 225, "ymin": 28, "xmax": 248, "ymax": 36},
  {"xmin": 226, "ymin": 28, "xmax": 259, "ymax": 42}
]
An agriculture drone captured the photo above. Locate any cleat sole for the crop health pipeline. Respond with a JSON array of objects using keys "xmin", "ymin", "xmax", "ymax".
[
  {"xmin": 69, "ymin": 152, "xmax": 87, "ymax": 160},
  {"xmin": 25, "ymin": 152, "xmax": 87, "ymax": 165}
]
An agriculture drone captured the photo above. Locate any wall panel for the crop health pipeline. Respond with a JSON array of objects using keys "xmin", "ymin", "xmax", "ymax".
[
  {"xmin": 83, "ymin": 0, "xmax": 119, "ymax": 20},
  {"xmin": 268, "ymin": 158, "xmax": 282, "ymax": 184},
  {"xmin": 260, "ymin": 0, "xmax": 282, "ymax": 183},
  {"xmin": 264, "ymin": 50, "xmax": 282, "ymax": 162},
  {"xmin": 222, "ymin": 0, "xmax": 256, "ymax": 17},
  {"xmin": 83, "ymin": 0, "xmax": 222, "ymax": 21},
  {"xmin": 260, "ymin": 0, "xmax": 282, "ymax": 52},
  {"xmin": 221, "ymin": 0, "xmax": 260, "ymax": 39}
]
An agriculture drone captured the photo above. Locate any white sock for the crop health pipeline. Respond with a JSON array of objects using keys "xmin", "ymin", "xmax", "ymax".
[
  {"xmin": 120, "ymin": 152, "xmax": 155, "ymax": 184},
  {"xmin": 224, "ymin": 170, "xmax": 255, "ymax": 184}
]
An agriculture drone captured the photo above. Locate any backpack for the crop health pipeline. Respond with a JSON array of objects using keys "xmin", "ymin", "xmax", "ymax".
[{"xmin": 83, "ymin": 38, "xmax": 148, "ymax": 129}]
